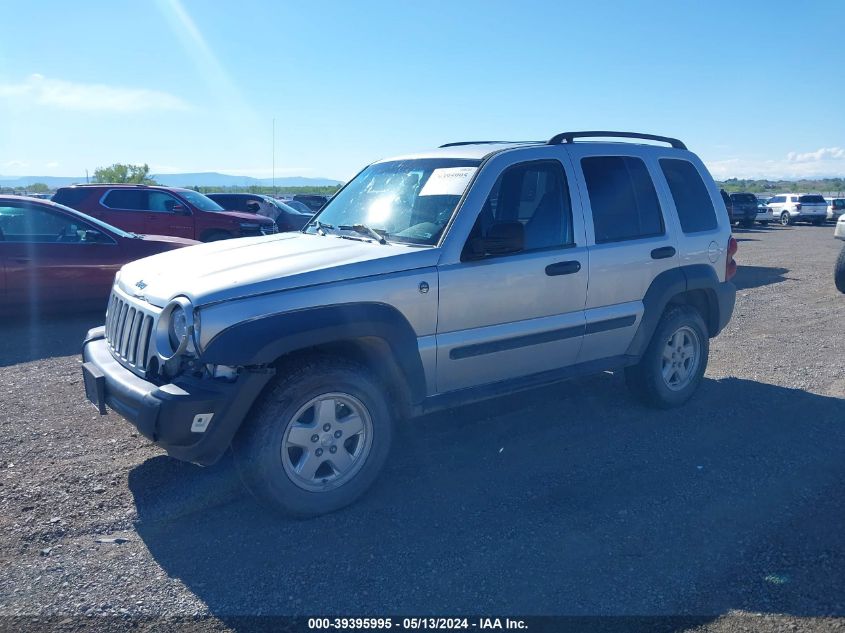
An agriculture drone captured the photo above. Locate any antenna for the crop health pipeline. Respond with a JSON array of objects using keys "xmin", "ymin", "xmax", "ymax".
[{"xmin": 272, "ymin": 118, "xmax": 276, "ymax": 196}]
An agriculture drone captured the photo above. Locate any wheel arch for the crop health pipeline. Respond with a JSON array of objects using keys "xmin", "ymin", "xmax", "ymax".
[
  {"xmin": 626, "ymin": 265, "xmax": 728, "ymax": 358},
  {"xmin": 201, "ymin": 302, "xmax": 427, "ymax": 411}
]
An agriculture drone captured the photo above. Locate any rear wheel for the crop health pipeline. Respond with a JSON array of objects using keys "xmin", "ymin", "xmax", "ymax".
[
  {"xmin": 741, "ymin": 219, "xmax": 755, "ymax": 229},
  {"xmin": 780, "ymin": 212, "xmax": 792, "ymax": 226},
  {"xmin": 625, "ymin": 305, "xmax": 709, "ymax": 409},
  {"xmin": 835, "ymin": 244, "xmax": 845, "ymax": 294},
  {"xmin": 812, "ymin": 218, "xmax": 824, "ymax": 226},
  {"xmin": 232, "ymin": 356, "xmax": 392, "ymax": 517}
]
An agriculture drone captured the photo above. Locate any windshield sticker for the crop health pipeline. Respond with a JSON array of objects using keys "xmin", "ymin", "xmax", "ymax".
[{"xmin": 419, "ymin": 167, "xmax": 477, "ymax": 196}]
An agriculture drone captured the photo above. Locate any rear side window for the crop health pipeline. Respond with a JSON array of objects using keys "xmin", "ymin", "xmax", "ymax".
[
  {"xmin": 660, "ymin": 159, "xmax": 718, "ymax": 233},
  {"xmin": 102, "ymin": 190, "xmax": 147, "ymax": 210},
  {"xmin": 799, "ymin": 195, "xmax": 825, "ymax": 203},
  {"xmin": 582, "ymin": 156, "xmax": 664, "ymax": 243},
  {"xmin": 52, "ymin": 188, "xmax": 89, "ymax": 209}
]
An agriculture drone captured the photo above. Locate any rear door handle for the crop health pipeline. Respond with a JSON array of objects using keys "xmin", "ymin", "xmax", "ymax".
[
  {"xmin": 545, "ymin": 260, "xmax": 581, "ymax": 276},
  {"xmin": 651, "ymin": 247, "xmax": 676, "ymax": 260}
]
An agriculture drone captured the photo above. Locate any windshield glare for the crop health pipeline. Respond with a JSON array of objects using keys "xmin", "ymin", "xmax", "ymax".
[
  {"xmin": 307, "ymin": 159, "xmax": 481, "ymax": 245},
  {"xmin": 178, "ymin": 190, "xmax": 225, "ymax": 211}
]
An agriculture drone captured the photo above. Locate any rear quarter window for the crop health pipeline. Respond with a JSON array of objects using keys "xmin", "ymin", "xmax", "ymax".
[
  {"xmin": 660, "ymin": 159, "xmax": 718, "ymax": 233},
  {"xmin": 52, "ymin": 188, "xmax": 89, "ymax": 209}
]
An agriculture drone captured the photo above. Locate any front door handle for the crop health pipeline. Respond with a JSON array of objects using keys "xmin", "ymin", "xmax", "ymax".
[
  {"xmin": 651, "ymin": 246, "xmax": 676, "ymax": 260},
  {"xmin": 545, "ymin": 260, "xmax": 581, "ymax": 276}
]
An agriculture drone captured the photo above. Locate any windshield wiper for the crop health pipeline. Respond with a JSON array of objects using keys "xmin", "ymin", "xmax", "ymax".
[
  {"xmin": 308, "ymin": 220, "xmax": 335, "ymax": 236},
  {"xmin": 338, "ymin": 224, "xmax": 389, "ymax": 244}
]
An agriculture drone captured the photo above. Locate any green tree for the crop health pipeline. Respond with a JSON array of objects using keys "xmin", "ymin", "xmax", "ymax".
[
  {"xmin": 26, "ymin": 182, "xmax": 50, "ymax": 193},
  {"xmin": 92, "ymin": 163, "xmax": 157, "ymax": 185}
]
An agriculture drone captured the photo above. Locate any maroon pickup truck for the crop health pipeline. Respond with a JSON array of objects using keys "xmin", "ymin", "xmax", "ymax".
[{"xmin": 53, "ymin": 184, "xmax": 277, "ymax": 242}]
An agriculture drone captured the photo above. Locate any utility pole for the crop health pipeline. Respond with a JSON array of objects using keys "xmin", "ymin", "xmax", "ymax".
[
  {"xmin": 85, "ymin": 169, "xmax": 89, "ymax": 184},
  {"xmin": 272, "ymin": 118, "xmax": 276, "ymax": 196}
]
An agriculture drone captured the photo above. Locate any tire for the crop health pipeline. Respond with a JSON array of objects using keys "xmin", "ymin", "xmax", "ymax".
[
  {"xmin": 780, "ymin": 212, "xmax": 792, "ymax": 226},
  {"xmin": 625, "ymin": 304, "xmax": 709, "ymax": 409},
  {"xmin": 201, "ymin": 230, "xmax": 231, "ymax": 242},
  {"xmin": 741, "ymin": 219, "xmax": 755, "ymax": 229},
  {"xmin": 759, "ymin": 221, "xmax": 770, "ymax": 226},
  {"xmin": 232, "ymin": 355, "xmax": 392, "ymax": 517},
  {"xmin": 835, "ymin": 244, "xmax": 845, "ymax": 294},
  {"xmin": 812, "ymin": 219, "xmax": 824, "ymax": 226}
]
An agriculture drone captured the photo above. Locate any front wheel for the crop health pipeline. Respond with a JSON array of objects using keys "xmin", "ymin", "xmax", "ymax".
[
  {"xmin": 625, "ymin": 305, "xmax": 709, "ymax": 409},
  {"xmin": 780, "ymin": 212, "xmax": 792, "ymax": 226},
  {"xmin": 812, "ymin": 218, "xmax": 824, "ymax": 226},
  {"xmin": 232, "ymin": 356, "xmax": 393, "ymax": 517},
  {"xmin": 835, "ymin": 244, "xmax": 845, "ymax": 294}
]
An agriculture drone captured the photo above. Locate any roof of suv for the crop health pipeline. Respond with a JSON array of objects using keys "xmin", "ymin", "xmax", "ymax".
[
  {"xmin": 376, "ymin": 131, "xmax": 688, "ymax": 164},
  {"xmin": 58, "ymin": 184, "xmax": 197, "ymax": 194}
]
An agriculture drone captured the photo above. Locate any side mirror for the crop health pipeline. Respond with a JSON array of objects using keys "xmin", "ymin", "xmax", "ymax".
[
  {"xmin": 170, "ymin": 203, "xmax": 189, "ymax": 215},
  {"xmin": 82, "ymin": 229, "xmax": 105, "ymax": 243}
]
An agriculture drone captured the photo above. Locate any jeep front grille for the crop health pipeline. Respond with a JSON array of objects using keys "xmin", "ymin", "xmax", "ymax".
[{"xmin": 104, "ymin": 291, "xmax": 157, "ymax": 373}]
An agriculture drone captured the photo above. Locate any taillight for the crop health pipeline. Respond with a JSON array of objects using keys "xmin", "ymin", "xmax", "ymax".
[
  {"xmin": 795, "ymin": 203, "xmax": 802, "ymax": 211},
  {"xmin": 726, "ymin": 236, "xmax": 738, "ymax": 281}
]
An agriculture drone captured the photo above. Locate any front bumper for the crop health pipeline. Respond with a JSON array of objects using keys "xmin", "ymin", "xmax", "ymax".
[{"xmin": 81, "ymin": 327, "xmax": 272, "ymax": 465}]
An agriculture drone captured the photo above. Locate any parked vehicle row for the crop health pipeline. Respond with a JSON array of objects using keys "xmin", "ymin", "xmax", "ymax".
[
  {"xmin": 206, "ymin": 193, "xmax": 313, "ymax": 232},
  {"xmin": 53, "ymin": 184, "xmax": 277, "ymax": 242},
  {"xmin": 719, "ymin": 190, "xmax": 841, "ymax": 228},
  {"xmin": 80, "ymin": 130, "xmax": 738, "ymax": 517}
]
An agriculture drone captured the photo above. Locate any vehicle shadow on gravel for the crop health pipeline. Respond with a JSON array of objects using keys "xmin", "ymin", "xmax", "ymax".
[
  {"xmin": 0, "ymin": 309, "xmax": 103, "ymax": 366},
  {"xmin": 733, "ymin": 265, "xmax": 790, "ymax": 290},
  {"xmin": 130, "ymin": 374, "xmax": 845, "ymax": 624}
]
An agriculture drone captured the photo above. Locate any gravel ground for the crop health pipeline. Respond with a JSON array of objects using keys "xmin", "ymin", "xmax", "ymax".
[{"xmin": 1, "ymin": 224, "xmax": 844, "ymax": 632}]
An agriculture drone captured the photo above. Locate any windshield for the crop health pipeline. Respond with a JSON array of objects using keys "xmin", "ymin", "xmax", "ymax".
[
  {"xmin": 271, "ymin": 198, "xmax": 312, "ymax": 215},
  {"xmin": 306, "ymin": 159, "xmax": 480, "ymax": 245},
  {"xmin": 177, "ymin": 190, "xmax": 225, "ymax": 211}
]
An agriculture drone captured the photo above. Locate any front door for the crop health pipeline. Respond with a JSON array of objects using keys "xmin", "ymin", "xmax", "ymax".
[{"xmin": 436, "ymin": 156, "xmax": 588, "ymax": 392}]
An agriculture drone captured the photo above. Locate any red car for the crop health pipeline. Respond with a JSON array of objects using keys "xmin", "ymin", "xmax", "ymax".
[
  {"xmin": 0, "ymin": 196, "xmax": 196, "ymax": 312},
  {"xmin": 52, "ymin": 184, "xmax": 277, "ymax": 242}
]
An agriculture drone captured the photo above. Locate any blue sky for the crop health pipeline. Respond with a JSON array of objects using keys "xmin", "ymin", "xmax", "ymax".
[{"xmin": 1, "ymin": 0, "xmax": 843, "ymax": 181}]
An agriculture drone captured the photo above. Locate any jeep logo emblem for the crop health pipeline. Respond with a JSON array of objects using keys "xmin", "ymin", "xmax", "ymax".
[{"xmin": 135, "ymin": 280, "xmax": 147, "ymax": 290}]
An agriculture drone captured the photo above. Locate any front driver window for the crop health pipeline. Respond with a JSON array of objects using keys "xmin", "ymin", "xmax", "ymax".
[{"xmin": 464, "ymin": 160, "xmax": 573, "ymax": 258}]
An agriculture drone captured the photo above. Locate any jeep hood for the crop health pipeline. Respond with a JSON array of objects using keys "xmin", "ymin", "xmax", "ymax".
[{"xmin": 117, "ymin": 232, "xmax": 440, "ymax": 307}]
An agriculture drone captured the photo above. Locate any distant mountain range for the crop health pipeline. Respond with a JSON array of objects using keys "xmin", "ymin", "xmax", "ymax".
[{"xmin": 0, "ymin": 172, "xmax": 342, "ymax": 189}]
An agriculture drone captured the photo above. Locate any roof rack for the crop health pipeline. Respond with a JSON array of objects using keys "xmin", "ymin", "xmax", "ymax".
[
  {"xmin": 439, "ymin": 140, "xmax": 540, "ymax": 148},
  {"xmin": 547, "ymin": 131, "xmax": 686, "ymax": 150}
]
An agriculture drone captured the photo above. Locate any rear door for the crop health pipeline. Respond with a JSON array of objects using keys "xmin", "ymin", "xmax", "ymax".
[{"xmin": 568, "ymin": 147, "xmax": 680, "ymax": 363}]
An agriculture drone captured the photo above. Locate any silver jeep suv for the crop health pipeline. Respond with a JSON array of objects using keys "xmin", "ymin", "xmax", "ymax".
[{"xmin": 81, "ymin": 131, "xmax": 737, "ymax": 516}]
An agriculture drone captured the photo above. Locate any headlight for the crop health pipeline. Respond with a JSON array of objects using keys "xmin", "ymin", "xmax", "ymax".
[
  {"xmin": 169, "ymin": 306, "xmax": 188, "ymax": 349},
  {"xmin": 155, "ymin": 297, "xmax": 197, "ymax": 361}
]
